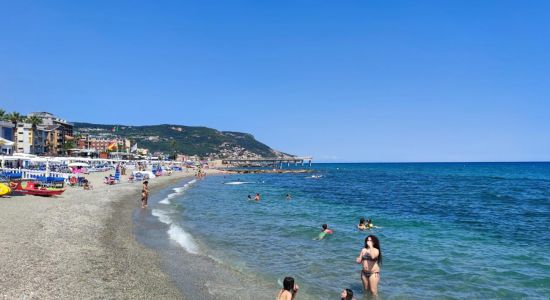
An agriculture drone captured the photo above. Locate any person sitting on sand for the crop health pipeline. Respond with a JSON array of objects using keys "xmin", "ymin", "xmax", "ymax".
[
  {"xmin": 141, "ymin": 181, "xmax": 149, "ymax": 208},
  {"xmin": 341, "ymin": 288, "xmax": 355, "ymax": 300},
  {"xmin": 254, "ymin": 193, "xmax": 260, "ymax": 201},
  {"xmin": 83, "ymin": 179, "xmax": 92, "ymax": 190},
  {"xmin": 317, "ymin": 224, "xmax": 333, "ymax": 240},
  {"xmin": 357, "ymin": 217, "xmax": 368, "ymax": 230},
  {"xmin": 277, "ymin": 277, "xmax": 299, "ymax": 300}
]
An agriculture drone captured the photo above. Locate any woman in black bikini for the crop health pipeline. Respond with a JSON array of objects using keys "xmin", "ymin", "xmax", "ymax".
[{"xmin": 355, "ymin": 235, "xmax": 382, "ymax": 295}]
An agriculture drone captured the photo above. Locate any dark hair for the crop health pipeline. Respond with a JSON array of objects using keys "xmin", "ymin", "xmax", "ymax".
[
  {"xmin": 282, "ymin": 277, "xmax": 294, "ymax": 291},
  {"xmin": 344, "ymin": 289, "xmax": 354, "ymax": 300},
  {"xmin": 143, "ymin": 181, "xmax": 148, "ymax": 184},
  {"xmin": 359, "ymin": 217, "xmax": 366, "ymax": 224},
  {"xmin": 322, "ymin": 224, "xmax": 328, "ymax": 230},
  {"xmin": 364, "ymin": 235, "xmax": 382, "ymax": 265}
]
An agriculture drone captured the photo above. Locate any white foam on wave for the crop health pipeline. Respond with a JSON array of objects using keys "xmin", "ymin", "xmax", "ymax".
[
  {"xmin": 151, "ymin": 209, "xmax": 199, "ymax": 254},
  {"xmin": 172, "ymin": 186, "xmax": 187, "ymax": 193},
  {"xmin": 151, "ymin": 209, "xmax": 171, "ymax": 224},
  {"xmin": 167, "ymin": 224, "xmax": 199, "ymax": 254},
  {"xmin": 224, "ymin": 181, "xmax": 254, "ymax": 185},
  {"xmin": 159, "ymin": 192, "xmax": 178, "ymax": 204},
  {"xmin": 172, "ymin": 179, "xmax": 197, "ymax": 192}
]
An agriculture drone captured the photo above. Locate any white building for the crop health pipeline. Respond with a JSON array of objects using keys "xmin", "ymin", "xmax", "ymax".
[
  {"xmin": 0, "ymin": 120, "xmax": 15, "ymax": 155},
  {"xmin": 15, "ymin": 123, "xmax": 47, "ymax": 155}
]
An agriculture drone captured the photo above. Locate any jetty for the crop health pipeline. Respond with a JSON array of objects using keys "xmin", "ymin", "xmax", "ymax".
[{"xmin": 221, "ymin": 156, "xmax": 313, "ymax": 168}]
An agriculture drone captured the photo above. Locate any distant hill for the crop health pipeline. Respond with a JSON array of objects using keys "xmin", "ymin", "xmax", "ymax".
[{"xmin": 73, "ymin": 122, "xmax": 292, "ymax": 158}]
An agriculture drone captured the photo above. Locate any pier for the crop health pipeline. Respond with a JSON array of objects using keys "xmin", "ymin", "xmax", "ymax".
[{"xmin": 221, "ymin": 156, "xmax": 313, "ymax": 168}]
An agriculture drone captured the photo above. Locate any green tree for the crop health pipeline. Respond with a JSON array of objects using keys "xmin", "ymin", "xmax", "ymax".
[
  {"xmin": 62, "ymin": 140, "xmax": 76, "ymax": 155},
  {"xmin": 6, "ymin": 112, "xmax": 24, "ymax": 152},
  {"xmin": 26, "ymin": 115, "xmax": 43, "ymax": 154},
  {"xmin": 0, "ymin": 108, "xmax": 5, "ymax": 120}
]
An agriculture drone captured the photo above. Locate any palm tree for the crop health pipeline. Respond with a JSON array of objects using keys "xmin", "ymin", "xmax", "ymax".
[
  {"xmin": 0, "ymin": 108, "xmax": 6, "ymax": 120},
  {"xmin": 6, "ymin": 112, "xmax": 24, "ymax": 152},
  {"xmin": 26, "ymin": 115, "xmax": 43, "ymax": 154}
]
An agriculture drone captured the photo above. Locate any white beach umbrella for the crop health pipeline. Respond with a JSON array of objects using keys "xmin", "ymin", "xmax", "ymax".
[{"xmin": 68, "ymin": 162, "xmax": 90, "ymax": 167}]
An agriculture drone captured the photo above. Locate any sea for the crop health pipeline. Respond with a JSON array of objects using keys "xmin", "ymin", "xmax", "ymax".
[{"xmin": 134, "ymin": 163, "xmax": 550, "ymax": 299}]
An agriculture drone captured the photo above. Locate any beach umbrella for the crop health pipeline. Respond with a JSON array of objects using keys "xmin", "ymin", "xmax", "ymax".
[{"xmin": 68, "ymin": 162, "xmax": 90, "ymax": 167}]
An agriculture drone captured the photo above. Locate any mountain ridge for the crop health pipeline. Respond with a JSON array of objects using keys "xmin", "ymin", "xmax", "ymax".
[{"xmin": 73, "ymin": 122, "xmax": 292, "ymax": 159}]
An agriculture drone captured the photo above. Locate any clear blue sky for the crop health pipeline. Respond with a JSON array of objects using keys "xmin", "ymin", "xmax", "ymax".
[{"xmin": 1, "ymin": 1, "xmax": 549, "ymax": 162}]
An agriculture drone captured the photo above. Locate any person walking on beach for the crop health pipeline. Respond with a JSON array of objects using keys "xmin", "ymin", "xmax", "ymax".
[
  {"xmin": 141, "ymin": 180, "xmax": 149, "ymax": 208},
  {"xmin": 276, "ymin": 277, "xmax": 299, "ymax": 300},
  {"xmin": 356, "ymin": 235, "xmax": 382, "ymax": 295}
]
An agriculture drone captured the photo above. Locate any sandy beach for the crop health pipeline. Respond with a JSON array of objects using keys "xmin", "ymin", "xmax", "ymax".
[{"xmin": 0, "ymin": 170, "xmax": 205, "ymax": 299}]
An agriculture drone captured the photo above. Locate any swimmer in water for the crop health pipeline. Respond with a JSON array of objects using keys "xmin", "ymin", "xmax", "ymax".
[
  {"xmin": 367, "ymin": 218, "xmax": 374, "ymax": 229},
  {"xmin": 254, "ymin": 193, "xmax": 260, "ymax": 201},
  {"xmin": 317, "ymin": 224, "xmax": 333, "ymax": 240},
  {"xmin": 341, "ymin": 288, "xmax": 355, "ymax": 300},
  {"xmin": 286, "ymin": 193, "xmax": 292, "ymax": 200},
  {"xmin": 247, "ymin": 194, "xmax": 252, "ymax": 200},
  {"xmin": 357, "ymin": 217, "xmax": 368, "ymax": 230},
  {"xmin": 276, "ymin": 276, "xmax": 299, "ymax": 300}
]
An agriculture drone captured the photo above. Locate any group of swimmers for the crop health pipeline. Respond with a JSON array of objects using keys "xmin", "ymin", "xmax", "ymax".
[
  {"xmin": 277, "ymin": 219, "xmax": 381, "ymax": 299},
  {"xmin": 240, "ymin": 188, "xmax": 380, "ymax": 298},
  {"xmin": 278, "ymin": 234, "xmax": 382, "ymax": 299},
  {"xmin": 247, "ymin": 193, "xmax": 292, "ymax": 201},
  {"xmin": 357, "ymin": 217, "xmax": 374, "ymax": 230},
  {"xmin": 277, "ymin": 277, "xmax": 355, "ymax": 300}
]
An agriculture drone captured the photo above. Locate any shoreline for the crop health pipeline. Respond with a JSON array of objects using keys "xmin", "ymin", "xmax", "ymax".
[
  {"xmin": 0, "ymin": 170, "xmax": 198, "ymax": 298},
  {"xmin": 133, "ymin": 175, "xmax": 279, "ymax": 300}
]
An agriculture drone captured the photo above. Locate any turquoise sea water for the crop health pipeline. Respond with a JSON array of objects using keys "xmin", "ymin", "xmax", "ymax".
[{"xmin": 146, "ymin": 163, "xmax": 550, "ymax": 299}]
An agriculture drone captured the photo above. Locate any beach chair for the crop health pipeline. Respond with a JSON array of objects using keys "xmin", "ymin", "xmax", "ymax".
[
  {"xmin": 134, "ymin": 172, "xmax": 144, "ymax": 181},
  {"xmin": 114, "ymin": 169, "xmax": 121, "ymax": 183}
]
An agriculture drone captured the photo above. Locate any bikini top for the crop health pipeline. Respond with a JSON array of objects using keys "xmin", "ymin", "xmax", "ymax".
[{"xmin": 363, "ymin": 251, "xmax": 378, "ymax": 262}]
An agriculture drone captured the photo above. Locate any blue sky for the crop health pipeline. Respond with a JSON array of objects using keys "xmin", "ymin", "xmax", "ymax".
[{"xmin": 1, "ymin": 1, "xmax": 549, "ymax": 162}]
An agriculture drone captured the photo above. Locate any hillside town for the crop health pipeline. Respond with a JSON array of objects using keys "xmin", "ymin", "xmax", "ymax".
[
  {"xmin": 0, "ymin": 109, "xmax": 295, "ymax": 163},
  {"xmin": 0, "ymin": 110, "xmax": 174, "ymax": 160}
]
